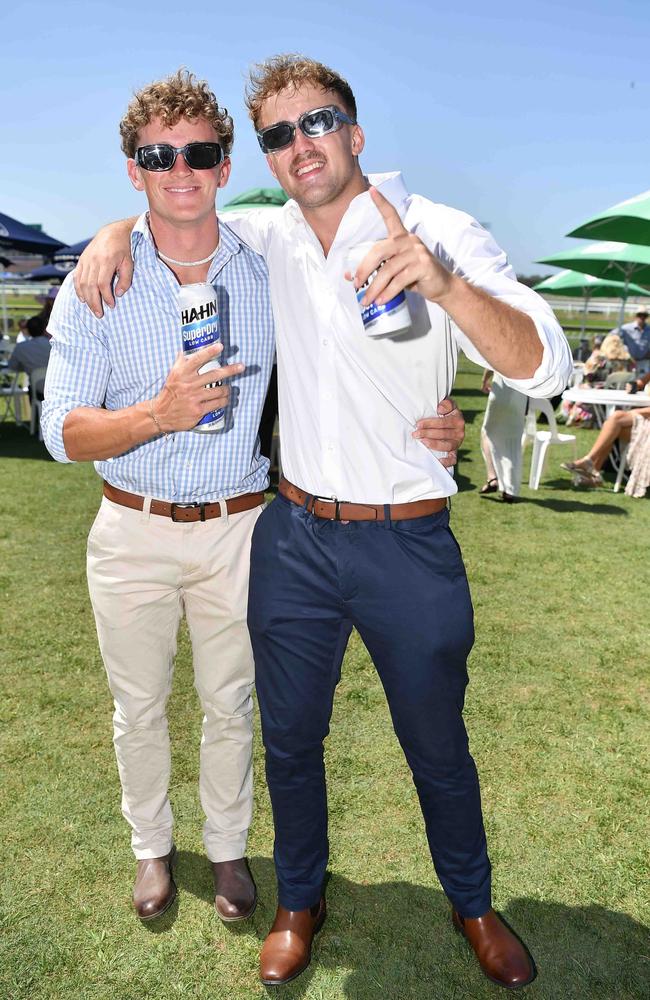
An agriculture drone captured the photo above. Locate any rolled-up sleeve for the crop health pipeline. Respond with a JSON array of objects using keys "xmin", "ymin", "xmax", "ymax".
[
  {"xmin": 42, "ymin": 274, "xmax": 111, "ymax": 463},
  {"xmin": 419, "ymin": 206, "xmax": 573, "ymax": 398}
]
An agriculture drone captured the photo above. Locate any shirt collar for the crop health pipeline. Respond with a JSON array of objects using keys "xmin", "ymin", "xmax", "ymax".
[
  {"xmin": 283, "ymin": 171, "xmax": 410, "ymax": 248},
  {"xmin": 130, "ymin": 212, "xmax": 244, "ymax": 278}
]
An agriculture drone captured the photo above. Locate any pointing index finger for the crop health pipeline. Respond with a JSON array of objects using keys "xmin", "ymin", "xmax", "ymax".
[{"xmin": 369, "ymin": 186, "xmax": 407, "ymax": 238}]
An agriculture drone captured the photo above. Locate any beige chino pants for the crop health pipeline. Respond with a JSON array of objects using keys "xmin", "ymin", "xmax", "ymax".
[{"xmin": 86, "ymin": 496, "xmax": 262, "ymax": 861}]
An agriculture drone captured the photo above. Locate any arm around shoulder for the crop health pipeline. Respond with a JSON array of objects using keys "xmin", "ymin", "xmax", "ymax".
[{"xmin": 74, "ymin": 217, "xmax": 137, "ymax": 318}]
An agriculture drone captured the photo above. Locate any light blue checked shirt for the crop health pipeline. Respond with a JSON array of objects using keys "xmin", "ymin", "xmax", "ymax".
[{"xmin": 42, "ymin": 214, "xmax": 275, "ymax": 502}]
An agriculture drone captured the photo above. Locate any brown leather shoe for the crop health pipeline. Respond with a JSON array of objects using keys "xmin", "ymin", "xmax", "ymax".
[
  {"xmin": 211, "ymin": 858, "xmax": 257, "ymax": 922},
  {"xmin": 453, "ymin": 908, "xmax": 535, "ymax": 989},
  {"xmin": 132, "ymin": 846, "xmax": 177, "ymax": 921},
  {"xmin": 259, "ymin": 899, "xmax": 326, "ymax": 986}
]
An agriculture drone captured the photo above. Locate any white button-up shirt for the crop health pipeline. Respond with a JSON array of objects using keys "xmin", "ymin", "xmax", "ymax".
[{"xmin": 229, "ymin": 172, "xmax": 572, "ymax": 503}]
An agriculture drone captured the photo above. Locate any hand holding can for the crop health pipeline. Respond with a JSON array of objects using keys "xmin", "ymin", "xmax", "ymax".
[
  {"xmin": 345, "ymin": 242, "xmax": 411, "ymax": 337},
  {"xmin": 180, "ymin": 283, "xmax": 226, "ymax": 432}
]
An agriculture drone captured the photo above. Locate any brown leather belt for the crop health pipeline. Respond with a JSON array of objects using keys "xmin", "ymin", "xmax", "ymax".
[
  {"xmin": 279, "ymin": 477, "xmax": 447, "ymax": 522},
  {"xmin": 103, "ymin": 482, "xmax": 264, "ymax": 523}
]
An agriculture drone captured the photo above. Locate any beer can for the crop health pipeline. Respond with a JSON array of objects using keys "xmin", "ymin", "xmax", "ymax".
[
  {"xmin": 179, "ymin": 282, "xmax": 225, "ymax": 432},
  {"xmin": 345, "ymin": 242, "xmax": 412, "ymax": 337}
]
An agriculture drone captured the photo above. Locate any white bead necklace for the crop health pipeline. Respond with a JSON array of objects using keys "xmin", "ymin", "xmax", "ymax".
[{"xmin": 157, "ymin": 245, "xmax": 219, "ymax": 267}]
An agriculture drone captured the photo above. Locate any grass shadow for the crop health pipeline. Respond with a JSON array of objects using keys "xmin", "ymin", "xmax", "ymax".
[
  {"xmin": 206, "ymin": 857, "xmax": 649, "ymax": 999},
  {"xmin": 0, "ymin": 422, "xmax": 52, "ymax": 460},
  {"xmin": 478, "ymin": 492, "xmax": 628, "ymax": 515},
  {"xmin": 454, "ymin": 407, "xmax": 482, "ymax": 425},
  {"xmin": 175, "ymin": 849, "xmax": 215, "ymax": 907},
  {"xmin": 524, "ymin": 498, "xmax": 628, "ymax": 515},
  {"xmin": 453, "ymin": 388, "xmax": 488, "ymax": 399}
]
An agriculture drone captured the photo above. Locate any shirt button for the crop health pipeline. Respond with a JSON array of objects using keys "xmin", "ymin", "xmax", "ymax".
[{"xmin": 322, "ymin": 338, "xmax": 329, "ymax": 346}]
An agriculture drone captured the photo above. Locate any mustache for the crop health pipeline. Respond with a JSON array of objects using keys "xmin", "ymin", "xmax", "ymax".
[{"xmin": 290, "ymin": 151, "xmax": 327, "ymax": 173}]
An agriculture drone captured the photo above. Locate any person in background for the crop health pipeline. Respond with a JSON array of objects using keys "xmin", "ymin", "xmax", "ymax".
[
  {"xmin": 479, "ymin": 369, "xmax": 527, "ymax": 502},
  {"xmin": 16, "ymin": 317, "xmax": 30, "ymax": 344},
  {"xmin": 8, "ymin": 315, "xmax": 51, "ymax": 399},
  {"xmin": 612, "ymin": 308, "xmax": 650, "ymax": 375},
  {"xmin": 36, "ymin": 286, "xmax": 59, "ymax": 329},
  {"xmin": 561, "ymin": 393, "xmax": 650, "ymax": 488},
  {"xmin": 583, "ymin": 332, "xmax": 632, "ymax": 384}
]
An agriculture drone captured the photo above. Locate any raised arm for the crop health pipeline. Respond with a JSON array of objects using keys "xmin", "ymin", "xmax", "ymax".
[
  {"xmin": 74, "ymin": 217, "xmax": 137, "ymax": 318},
  {"xmin": 354, "ymin": 188, "xmax": 572, "ymax": 394}
]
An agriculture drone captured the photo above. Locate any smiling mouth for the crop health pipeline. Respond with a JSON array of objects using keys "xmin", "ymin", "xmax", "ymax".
[
  {"xmin": 166, "ymin": 186, "xmax": 199, "ymax": 193},
  {"xmin": 294, "ymin": 160, "xmax": 325, "ymax": 178}
]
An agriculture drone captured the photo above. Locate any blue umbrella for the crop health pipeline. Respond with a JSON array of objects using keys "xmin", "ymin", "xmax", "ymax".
[
  {"xmin": 53, "ymin": 238, "xmax": 92, "ymax": 264},
  {"xmin": 25, "ymin": 262, "xmax": 74, "ymax": 282},
  {"xmin": 0, "ymin": 211, "xmax": 65, "ymax": 254}
]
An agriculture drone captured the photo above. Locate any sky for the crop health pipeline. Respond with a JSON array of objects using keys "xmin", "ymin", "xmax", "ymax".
[{"xmin": 2, "ymin": 0, "xmax": 650, "ymax": 275}]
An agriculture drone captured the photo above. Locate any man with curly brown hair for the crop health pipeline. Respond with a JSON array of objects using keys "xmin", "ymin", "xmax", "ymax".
[
  {"xmin": 238, "ymin": 55, "xmax": 568, "ymax": 990},
  {"xmin": 42, "ymin": 69, "xmax": 276, "ymax": 924}
]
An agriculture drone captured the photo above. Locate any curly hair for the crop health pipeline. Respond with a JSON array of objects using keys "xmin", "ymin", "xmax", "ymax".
[
  {"xmin": 119, "ymin": 68, "xmax": 234, "ymax": 158},
  {"xmin": 245, "ymin": 54, "xmax": 357, "ymax": 130}
]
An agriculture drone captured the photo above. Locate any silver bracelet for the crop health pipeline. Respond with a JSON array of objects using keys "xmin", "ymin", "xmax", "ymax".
[{"xmin": 148, "ymin": 398, "xmax": 168, "ymax": 437}]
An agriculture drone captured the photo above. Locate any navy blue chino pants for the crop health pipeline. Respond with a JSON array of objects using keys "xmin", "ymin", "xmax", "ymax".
[{"xmin": 247, "ymin": 492, "xmax": 492, "ymax": 918}]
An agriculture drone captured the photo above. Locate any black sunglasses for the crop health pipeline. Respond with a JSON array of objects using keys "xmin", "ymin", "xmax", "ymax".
[
  {"xmin": 135, "ymin": 141, "xmax": 224, "ymax": 172},
  {"xmin": 256, "ymin": 105, "xmax": 356, "ymax": 154}
]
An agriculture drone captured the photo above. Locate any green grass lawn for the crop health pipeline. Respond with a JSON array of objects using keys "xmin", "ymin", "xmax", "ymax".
[{"xmin": 1, "ymin": 364, "xmax": 648, "ymax": 1000}]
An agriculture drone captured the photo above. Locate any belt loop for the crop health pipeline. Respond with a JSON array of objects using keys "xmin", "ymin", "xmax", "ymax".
[
  {"xmin": 141, "ymin": 495, "xmax": 152, "ymax": 521},
  {"xmin": 218, "ymin": 499, "xmax": 229, "ymax": 525},
  {"xmin": 303, "ymin": 492, "xmax": 313, "ymax": 512},
  {"xmin": 383, "ymin": 503, "xmax": 392, "ymax": 529}
]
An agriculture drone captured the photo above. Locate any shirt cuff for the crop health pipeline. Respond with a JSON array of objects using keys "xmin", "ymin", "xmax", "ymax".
[
  {"xmin": 41, "ymin": 403, "xmax": 75, "ymax": 464},
  {"xmin": 501, "ymin": 312, "xmax": 573, "ymax": 398}
]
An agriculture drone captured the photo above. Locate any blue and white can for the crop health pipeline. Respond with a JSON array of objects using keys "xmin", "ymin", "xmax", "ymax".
[
  {"xmin": 179, "ymin": 282, "xmax": 225, "ymax": 432},
  {"xmin": 346, "ymin": 242, "xmax": 412, "ymax": 337}
]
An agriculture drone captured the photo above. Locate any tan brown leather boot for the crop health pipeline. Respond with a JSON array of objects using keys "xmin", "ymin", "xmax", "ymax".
[
  {"xmin": 259, "ymin": 899, "xmax": 326, "ymax": 986},
  {"xmin": 132, "ymin": 846, "xmax": 177, "ymax": 921},
  {"xmin": 211, "ymin": 858, "xmax": 257, "ymax": 922},
  {"xmin": 452, "ymin": 908, "xmax": 535, "ymax": 989}
]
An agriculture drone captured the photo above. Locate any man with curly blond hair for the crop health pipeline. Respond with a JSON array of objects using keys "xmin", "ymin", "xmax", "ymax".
[{"xmin": 42, "ymin": 69, "xmax": 276, "ymax": 924}]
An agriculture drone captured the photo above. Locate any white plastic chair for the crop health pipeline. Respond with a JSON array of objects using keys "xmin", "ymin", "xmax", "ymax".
[
  {"xmin": 0, "ymin": 370, "xmax": 30, "ymax": 425},
  {"xmin": 613, "ymin": 442, "xmax": 629, "ymax": 493},
  {"xmin": 569, "ymin": 363, "xmax": 585, "ymax": 387},
  {"xmin": 523, "ymin": 398, "xmax": 577, "ymax": 490},
  {"xmin": 29, "ymin": 366, "xmax": 47, "ymax": 440}
]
